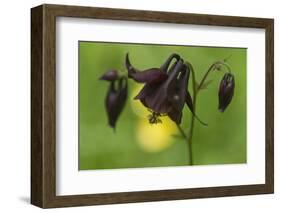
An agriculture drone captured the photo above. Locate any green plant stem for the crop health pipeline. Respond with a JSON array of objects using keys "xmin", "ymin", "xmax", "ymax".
[
  {"xmin": 178, "ymin": 60, "xmax": 229, "ymax": 165},
  {"xmin": 197, "ymin": 64, "xmax": 215, "ymax": 90},
  {"xmin": 177, "ymin": 125, "xmax": 188, "ymax": 139},
  {"xmin": 185, "ymin": 62, "xmax": 217, "ymax": 165},
  {"xmin": 176, "ymin": 124, "xmax": 193, "ymax": 164},
  {"xmin": 187, "ymin": 65, "xmax": 197, "ymax": 165}
]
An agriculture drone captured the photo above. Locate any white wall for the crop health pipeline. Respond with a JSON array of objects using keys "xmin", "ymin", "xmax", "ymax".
[{"xmin": 0, "ymin": 0, "xmax": 279, "ymax": 212}]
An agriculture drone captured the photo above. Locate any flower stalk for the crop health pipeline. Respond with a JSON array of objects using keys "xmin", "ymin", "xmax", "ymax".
[{"xmin": 183, "ymin": 59, "xmax": 233, "ymax": 165}]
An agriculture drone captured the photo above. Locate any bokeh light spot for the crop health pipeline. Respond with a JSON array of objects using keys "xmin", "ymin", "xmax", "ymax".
[{"xmin": 136, "ymin": 117, "xmax": 178, "ymax": 153}]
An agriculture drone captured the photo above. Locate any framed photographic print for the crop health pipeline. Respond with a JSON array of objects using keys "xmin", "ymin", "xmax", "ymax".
[{"xmin": 31, "ymin": 4, "xmax": 274, "ymax": 208}]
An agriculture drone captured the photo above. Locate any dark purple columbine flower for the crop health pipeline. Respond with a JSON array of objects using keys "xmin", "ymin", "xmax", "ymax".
[
  {"xmin": 126, "ymin": 53, "xmax": 194, "ymax": 125},
  {"xmin": 218, "ymin": 72, "xmax": 235, "ymax": 112},
  {"xmin": 100, "ymin": 70, "xmax": 128, "ymax": 129}
]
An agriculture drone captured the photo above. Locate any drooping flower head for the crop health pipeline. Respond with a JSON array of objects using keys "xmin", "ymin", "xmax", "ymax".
[
  {"xmin": 218, "ymin": 72, "xmax": 235, "ymax": 112},
  {"xmin": 126, "ymin": 53, "xmax": 194, "ymax": 125},
  {"xmin": 100, "ymin": 70, "xmax": 128, "ymax": 129}
]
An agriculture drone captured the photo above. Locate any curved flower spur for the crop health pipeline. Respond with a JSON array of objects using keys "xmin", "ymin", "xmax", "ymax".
[
  {"xmin": 126, "ymin": 53, "xmax": 206, "ymax": 125},
  {"xmin": 100, "ymin": 70, "xmax": 128, "ymax": 129}
]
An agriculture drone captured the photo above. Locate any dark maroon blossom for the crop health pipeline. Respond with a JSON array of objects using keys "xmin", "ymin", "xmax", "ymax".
[
  {"xmin": 100, "ymin": 70, "xmax": 128, "ymax": 129},
  {"xmin": 126, "ymin": 53, "xmax": 194, "ymax": 124},
  {"xmin": 218, "ymin": 73, "xmax": 235, "ymax": 112}
]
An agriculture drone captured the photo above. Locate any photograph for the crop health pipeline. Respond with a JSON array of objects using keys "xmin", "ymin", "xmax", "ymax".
[
  {"xmin": 30, "ymin": 3, "xmax": 274, "ymax": 208},
  {"xmin": 79, "ymin": 41, "xmax": 247, "ymax": 170}
]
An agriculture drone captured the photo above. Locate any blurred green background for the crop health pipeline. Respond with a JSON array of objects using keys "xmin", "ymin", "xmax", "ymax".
[{"xmin": 79, "ymin": 41, "xmax": 247, "ymax": 170}]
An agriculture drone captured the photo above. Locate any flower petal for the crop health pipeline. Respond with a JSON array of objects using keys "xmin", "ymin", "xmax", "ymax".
[
  {"xmin": 185, "ymin": 90, "xmax": 194, "ymax": 113},
  {"xmin": 168, "ymin": 109, "xmax": 182, "ymax": 124},
  {"xmin": 125, "ymin": 53, "xmax": 168, "ymax": 84},
  {"xmin": 185, "ymin": 91, "xmax": 208, "ymax": 126},
  {"xmin": 134, "ymin": 83, "xmax": 158, "ymax": 101},
  {"xmin": 130, "ymin": 68, "xmax": 168, "ymax": 84},
  {"xmin": 140, "ymin": 59, "xmax": 183, "ymax": 114},
  {"xmin": 170, "ymin": 65, "xmax": 189, "ymax": 112},
  {"xmin": 159, "ymin": 53, "xmax": 180, "ymax": 72},
  {"xmin": 135, "ymin": 84, "xmax": 172, "ymax": 114}
]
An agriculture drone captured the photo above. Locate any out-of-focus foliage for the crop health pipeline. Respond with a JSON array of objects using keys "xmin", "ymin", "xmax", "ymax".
[{"xmin": 79, "ymin": 41, "xmax": 247, "ymax": 170}]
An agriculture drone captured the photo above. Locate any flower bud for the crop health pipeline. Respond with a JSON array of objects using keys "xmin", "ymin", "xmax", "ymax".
[
  {"xmin": 100, "ymin": 69, "xmax": 119, "ymax": 81},
  {"xmin": 218, "ymin": 73, "xmax": 235, "ymax": 112},
  {"xmin": 105, "ymin": 77, "xmax": 128, "ymax": 129}
]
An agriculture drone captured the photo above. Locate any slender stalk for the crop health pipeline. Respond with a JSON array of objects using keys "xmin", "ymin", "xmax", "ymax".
[
  {"xmin": 177, "ymin": 125, "xmax": 188, "ymax": 139},
  {"xmin": 197, "ymin": 64, "xmax": 215, "ymax": 90},
  {"xmin": 181, "ymin": 60, "xmax": 230, "ymax": 165},
  {"xmin": 187, "ymin": 65, "xmax": 197, "ymax": 165},
  {"xmin": 176, "ymin": 124, "xmax": 192, "ymax": 164},
  {"xmin": 185, "ymin": 62, "xmax": 217, "ymax": 165}
]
